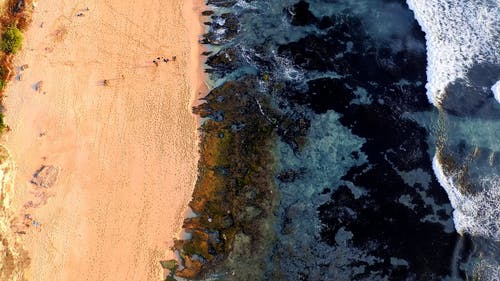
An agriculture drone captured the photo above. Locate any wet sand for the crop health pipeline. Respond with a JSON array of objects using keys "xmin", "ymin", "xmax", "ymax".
[{"xmin": 3, "ymin": 0, "xmax": 205, "ymax": 280}]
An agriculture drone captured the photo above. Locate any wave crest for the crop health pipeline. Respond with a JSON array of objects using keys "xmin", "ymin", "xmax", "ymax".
[{"xmin": 406, "ymin": 0, "xmax": 500, "ymax": 105}]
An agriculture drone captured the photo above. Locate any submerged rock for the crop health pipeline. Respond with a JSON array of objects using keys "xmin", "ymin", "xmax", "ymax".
[
  {"xmin": 202, "ymin": 13, "xmax": 239, "ymax": 45},
  {"xmin": 277, "ymin": 168, "xmax": 306, "ymax": 183},
  {"xmin": 288, "ymin": 0, "xmax": 317, "ymax": 26},
  {"xmin": 207, "ymin": 0, "xmax": 237, "ymax": 8},
  {"xmin": 175, "ymin": 78, "xmax": 279, "ymax": 279},
  {"xmin": 206, "ymin": 48, "xmax": 238, "ymax": 71}
]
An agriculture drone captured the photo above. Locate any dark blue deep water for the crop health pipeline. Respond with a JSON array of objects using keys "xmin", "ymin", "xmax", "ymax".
[{"xmin": 199, "ymin": 0, "xmax": 500, "ymax": 280}]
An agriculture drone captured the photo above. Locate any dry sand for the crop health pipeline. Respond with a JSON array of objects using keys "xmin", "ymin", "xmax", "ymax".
[{"xmin": 3, "ymin": 0, "xmax": 205, "ymax": 280}]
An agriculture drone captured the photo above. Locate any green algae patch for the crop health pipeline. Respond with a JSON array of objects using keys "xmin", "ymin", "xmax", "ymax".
[
  {"xmin": 160, "ymin": 259, "xmax": 179, "ymax": 281},
  {"xmin": 174, "ymin": 78, "xmax": 280, "ymax": 280},
  {"xmin": 160, "ymin": 259, "xmax": 178, "ymax": 271}
]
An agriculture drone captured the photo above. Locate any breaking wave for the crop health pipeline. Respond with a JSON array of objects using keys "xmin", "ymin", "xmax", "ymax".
[
  {"xmin": 408, "ymin": 0, "xmax": 499, "ymax": 279},
  {"xmin": 406, "ymin": 0, "xmax": 500, "ymax": 105},
  {"xmin": 407, "ymin": 0, "xmax": 500, "ymax": 240}
]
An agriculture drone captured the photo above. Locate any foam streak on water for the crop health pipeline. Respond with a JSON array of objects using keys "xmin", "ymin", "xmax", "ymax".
[{"xmin": 406, "ymin": 0, "xmax": 500, "ymax": 105}]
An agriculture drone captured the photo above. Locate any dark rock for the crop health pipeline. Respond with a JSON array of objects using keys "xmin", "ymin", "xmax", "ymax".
[
  {"xmin": 320, "ymin": 188, "xmax": 331, "ymax": 195},
  {"xmin": 318, "ymin": 16, "xmax": 335, "ymax": 29},
  {"xmin": 339, "ymin": 103, "xmax": 430, "ymax": 171},
  {"xmin": 277, "ymin": 168, "xmax": 307, "ymax": 183},
  {"xmin": 207, "ymin": 0, "xmax": 237, "ymax": 7},
  {"xmin": 202, "ymin": 10, "xmax": 215, "ymax": 16},
  {"xmin": 206, "ymin": 48, "xmax": 238, "ymax": 71},
  {"xmin": 319, "ymin": 163, "xmax": 459, "ymax": 280},
  {"xmin": 13, "ymin": 0, "xmax": 24, "ymax": 14},
  {"xmin": 277, "ymin": 116, "xmax": 311, "ymax": 151},
  {"xmin": 278, "ymin": 16, "xmax": 364, "ymax": 72},
  {"xmin": 294, "ymin": 78, "xmax": 355, "ymax": 114},
  {"xmin": 288, "ymin": 1, "xmax": 317, "ymax": 26},
  {"xmin": 202, "ymin": 13, "xmax": 240, "ymax": 45}
]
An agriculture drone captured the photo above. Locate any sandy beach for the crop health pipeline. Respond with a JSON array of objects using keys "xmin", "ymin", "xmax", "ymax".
[{"xmin": 3, "ymin": 0, "xmax": 205, "ymax": 280}]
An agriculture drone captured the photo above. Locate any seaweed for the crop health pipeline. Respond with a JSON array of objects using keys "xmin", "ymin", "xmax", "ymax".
[{"xmin": 173, "ymin": 78, "xmax": 280, "ymax": 280}]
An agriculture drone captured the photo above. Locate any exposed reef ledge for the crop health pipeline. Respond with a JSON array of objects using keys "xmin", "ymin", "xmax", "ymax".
[{"xmin": 172, "ymin": 78, "xmax": 280, "ymax": 280}]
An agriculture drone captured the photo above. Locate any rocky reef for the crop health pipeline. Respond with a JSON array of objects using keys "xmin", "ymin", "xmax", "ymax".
[
  {"xmin": 173, "ymin": 78, "xmax": 279, "ymax": 279},
  {"xmin": 273, "ymin": 1, "xmax": 464, "ymax": 279},
  {"xmin": 171, "ymin": 0, "xmax": 467, "ymax": 280}
]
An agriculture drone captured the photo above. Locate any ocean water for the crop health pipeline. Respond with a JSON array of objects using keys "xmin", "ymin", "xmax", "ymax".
[
  {"xmin": 203, "ymin": 0, "xmax": 499, "ymax": 279},
  {"xmin": 407, "ymin": 0, "xmax": 500, "ymax": 279}
]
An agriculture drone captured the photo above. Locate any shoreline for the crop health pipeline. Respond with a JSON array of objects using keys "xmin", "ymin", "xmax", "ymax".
[
  {"xmin": 2, "ymin": 0, "xmax": 206, "ymax": 280},
  {"xmin": 172, "ymin": 0, "xmax": 208, "ymax": 256},
  {"xmin": 0, "ymin": 1, "xmax": 35, "ymax": 280},
  {"xmin": 170, "ymin": 2, "xmax": 284, "ymax": 278}
]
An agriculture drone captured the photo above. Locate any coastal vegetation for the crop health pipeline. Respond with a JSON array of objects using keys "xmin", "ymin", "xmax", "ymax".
[
  {"xmin": 0, "ymin": 0, "xmax": 33, "ymax": 96},
  {"xmin": 0, "ymin": 1, "xmax": 33, "ymax": 280},
  {"xmin": 0, "ymin": 0, "xmax": 33, "ymax": 137},
  {"xmin": 1, "ymin": 26, "xmax": 23, "ymax": 54},
  {"xmin": 0, "ymin": 112, "xmax": 7, "ymax": 135}
]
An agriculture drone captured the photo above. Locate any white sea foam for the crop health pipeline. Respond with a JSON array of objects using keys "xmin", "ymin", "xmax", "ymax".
[
  {"xmin": 432, "ymin": 155, "xmax": 500, "ymax": 241},
  {"xmin": 407, "ymin": 0, "xmax": 500, "ymax": 257},
  {"xmin": 214, "ymin": 18, "xmax": 226, "ymax": 26},
  {"xmin": 273, "ymin": 51, "xmax": 304, "ymax": 82},
  {"xmin": 406, "ymin": 0, "xmax": 500, "ymax": 105},
  {"xmin": 492, "ymin": 80, "xmax": 500, "ymax": 104},
  {"xmin": 235, "ymin": 0, "xmax": 258, "ymax": 10}
]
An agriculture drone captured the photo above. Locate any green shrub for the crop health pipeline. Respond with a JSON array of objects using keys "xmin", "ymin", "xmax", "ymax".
[
  {"xmin": 0, "ymin": 112, "xmax": 7, "ymax": 135},
  {"xmin": 1, "ymin": 27, "xmax": 23, "ymax": 54}
]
